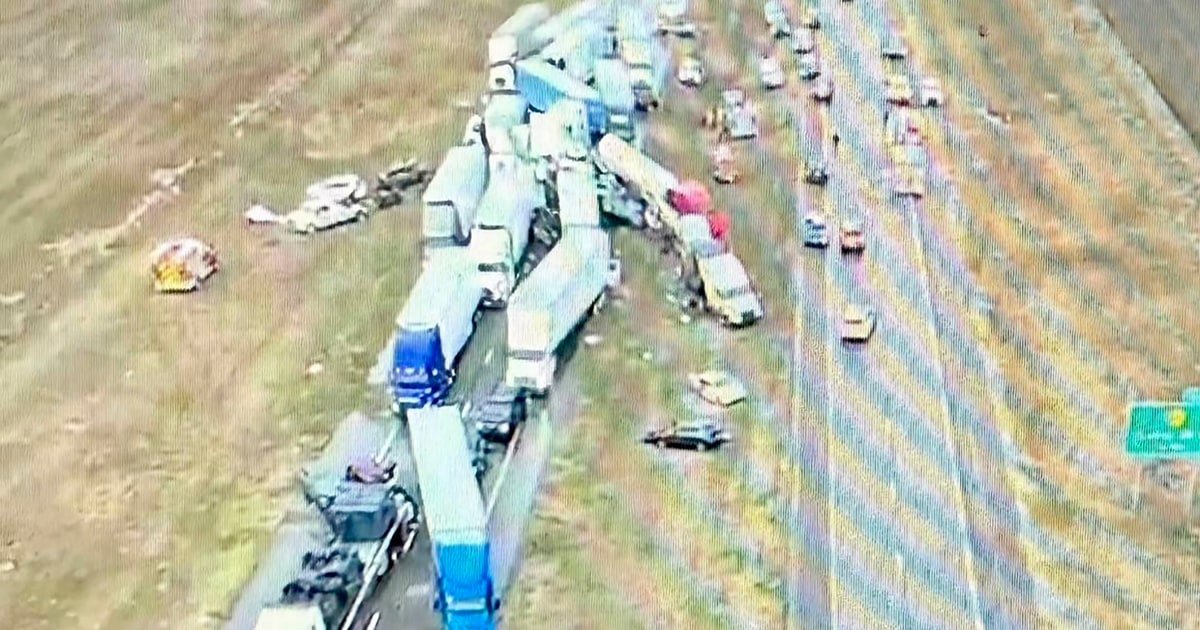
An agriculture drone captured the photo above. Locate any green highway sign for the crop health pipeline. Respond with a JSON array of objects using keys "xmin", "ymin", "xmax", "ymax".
[{"xmin": 1126, "ymin": 402, "xmax": 1200, "ymax": 458}]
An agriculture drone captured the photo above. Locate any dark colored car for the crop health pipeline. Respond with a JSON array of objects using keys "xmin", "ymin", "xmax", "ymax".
[
  {"xmin": 642, "ymin": 421, "xmax": 732, "ymax": 451},
  {"xmin": 470, "ymin": 385, "xmax": 528, "ymax": 444}
]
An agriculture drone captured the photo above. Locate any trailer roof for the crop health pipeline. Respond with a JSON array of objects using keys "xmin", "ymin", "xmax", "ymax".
[
  {"xmin": 556, "ymin": 168, "xmax": 601, "ymax": 227},
  {"xmin": 407, "ymin": 406, "xmax": 488, "ymax": 536},
  {"xmin": 701, "ymin": 252, "xmax": 752, "ymax": 289},
  {"xmin": 398, "ymin": 253, "xmax": 479, "ymax": 327},
  {"xmin": 509, "ymin": 228, "xmax": 609, "ymax": 312},
  {"xmin": 515, "ymin": 58, "xmax": 602, "ymax": 102},
  {"xmin": 423, "ymin": 144, "xmax": 486, "ymax": 206},
  {"xmin": 474, "ymin": 159, "xmax": 538, "ymax": 227}
]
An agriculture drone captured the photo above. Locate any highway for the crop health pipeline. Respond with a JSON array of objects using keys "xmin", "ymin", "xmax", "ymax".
[{"xmin": 817, "ymin": 0, "xmax": 985, "ymax": 628}]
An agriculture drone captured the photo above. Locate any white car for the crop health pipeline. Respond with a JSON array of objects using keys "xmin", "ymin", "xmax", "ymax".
[
  {"xmin": 841, "ymin": 304, "xmax": 877, "ymax": 342},
  {"xmin": 797, "ymin": 51, "xmax": 821, "ymax": 80},
  {"xmin": 791, "ymin": 29, "xmax": 816, "ymax": 54},
  {"xmin": 759, "ymin": 56, "xmax": 785, "ymax": 89},
  {"xmin": 305, "ymin": 174, "xmax": 368, "ymax": 205},
  {"xmin": 919, "ymin": 77, "xmax": 945, "ymax": 107},
  {"xmin": 677, "ymin": 56, "xmax": 706, "ymax": 88},
  {"xmin": 285, "ymin": 199, "xmax": 371, "ymax": 234},
  {"xmin": 811, "ymin": 75, "xmax": 834, "ymax": 102},
  {"xmin": 687, "ymin": 370, "xmax": 748, "ymax": 407}
]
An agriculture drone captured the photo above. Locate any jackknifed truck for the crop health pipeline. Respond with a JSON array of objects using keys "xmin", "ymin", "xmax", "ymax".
[
  {"xmin": 487, "ymin": 3, "xmax": 552, "ymax": 90},
  {"xmin": 505, "ymin": 227, "xmax": 613, "ymax": 395},
  {"xmin": 514, "ymin": 58, "xmax": 609, "ymax": 139},
  {"xmin": 408, "ymin": 406, "xmax": 498, "ymax": 630},
  {"xmin": 422, "ymin": 143, "xmax": 488, "ymax": 252},
  {"xmin": 389, "ymin": 249, "xmax": 483, "ymax": 412},
  {"xmin": 469, "ymin": 157, "xmax": 544, "ymax": 308},
  {"xmin": 595, "ymin": 132, "xmax": 680, "ymax": 231}
]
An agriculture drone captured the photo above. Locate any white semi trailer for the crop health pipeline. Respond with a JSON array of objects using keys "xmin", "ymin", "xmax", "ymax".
[
  {"xmin": 554, "ymin": 165, "xmax": 602, "ymax": 229},
  {"xmin": 595, "ymin": 133, "xmax": 680, "ymax": 231},
  {"xmin": 421, "ymin": 143, "xmax": 488, "ymax": 251},
  {"xmin": 488, "ymin": 3, "xmax": 553, "ymax": 90},
  {"xmin": 505, "ymin": 227, "xmax": 612, "ymax": 394},
  {"xmin": 469, "ymin": 156, "xmax": 544, "ymax": 308}
]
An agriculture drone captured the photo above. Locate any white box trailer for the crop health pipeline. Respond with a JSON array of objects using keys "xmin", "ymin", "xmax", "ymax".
[
  {"xmin": 595, "ymin": 133, "xmax": 680, "ymax": 231},
  {"xmin": 488, "ymin": 3, "xmax": 553, "ymax": 89},
  {"xmin": 482, "ymin": 90, "xmax": 529, "ymax": 158},
  {"xmin": 422, "ymin": 143, "xmax": 488, "ymax": 250},
  {"xmin": 555, "ymin": 166, "xmax": 602, "ymax": 229},
  {"xmin": 396, "ymin": 250, "xmax": 482, "ymax": 374},
  {"xmin": 531, "ymin": 0, "xmax": 601, "ymax": 45},
  {"xmin": 469, "ymin": 157, "xmax": 544, "ymax": 307},
  {"xmin": 529, "ymin": 99, "xmax": 590, "ymax": 164},
  {"xmin": 506, "ymin": 228, "xmax": 612, "ymax": 394}
]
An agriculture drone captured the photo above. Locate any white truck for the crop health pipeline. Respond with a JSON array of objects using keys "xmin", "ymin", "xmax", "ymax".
[
  {"xmin": 531, "ymin": 0, "xmax": 602, "ymax": 51},
  {"xmin": 488, "ymin": 3, "xmax": 553, "ymax": 90},
  {"xmin": 482, "ymin": 89, "xmax": 530, "ymax": 160},
  {"xmin": 469, "ymin": 157, "xmax": 544, "ymax": 308},
  {"xmin": 529, "ymin": 99, "xmax": 590, "ymax": 165},
  {"xmin": 696, "ymin": 251, "xmax": 764, "ymax": 327},
  {"xmin": 620, "ymin": 38, "xmax": 671, "ymax": 110},
  {"xmin": 506, "ymin": 228, "xmax": 613, "ymax": 394},
  {"xmin": 595, "ymin": 133, "xmax": 680, "ymax": 231},
  {"xmin": 555, "ymin": 165, "xmax": 603, "ymax": 229},
  {"xmin": 389, "ymin": 249, "xmax": 484, "ymax": 410},
  {"xmin": 541, "ymin": 20, "xmax": 605, "ymax": 84},
  {"xmin": 421, "ymin": 143, "xmax": 488, "ymax": 251}
]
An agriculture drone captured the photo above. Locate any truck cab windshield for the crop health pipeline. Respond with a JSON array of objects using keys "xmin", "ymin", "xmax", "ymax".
[{"xmin": 393, "ymin": 367, "xmax": 433, "ymax": 384}]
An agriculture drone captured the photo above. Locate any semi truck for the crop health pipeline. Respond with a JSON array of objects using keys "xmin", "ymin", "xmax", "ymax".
[
  {"xmin": 531, "ymin": 0, "xmax": 601, "ymax": 47},
  {"xmin": 595, "ymin": 133, "xmax": 679, "ymax": 231},
  {"xmin": 469, "ymin": 157, "xmax": 544, "ymax": 308},
  {"xmin": 555, "ymin": 165, "xmax": 603, "ymax": 229},
  {"xmin": 487, "ymin": 3, "xmax": 552, "ymax": 90},
  {"xmin": 422, "ymin": 143, "xmax": 488, "ymax": 251},
  {"xmin": 256, "ymin": 439, "xmax": 421, "ymax": 630},
  {"xmin": 506, "ymin": 228, "xmax": 612, "ymax": 394},
  {"xmin": 620, "ymin": 38, "xmax": 671, "ymax": 110},
  {"xmin": 389, "ymin": 250, "xmax": 483, "ymax": 411},
  {"xmin": 481, "ymin": 89, "xmax": 530, "ymax": 159},
  {"xmin": 540, "ymin": 20, "xmax": 606, "ymax": 84},
  {"xmin": 529, "ymin": 99, "xmax": 591, "ymax": 164},
  {"xmin": 592, "ymin": 58, "xmax": 637, "ymax": 141},
  {"xmin": 514, "ymin": 58, "xmax": 609, "ymax": 139},
  {"xmin": 408, "ymin": 406, "xmax": 497, "ymax": 630}
]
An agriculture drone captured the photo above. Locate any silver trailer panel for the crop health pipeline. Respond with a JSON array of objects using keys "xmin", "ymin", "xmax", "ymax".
[{"xmin": 421, "ymin": 144, "xmax": 488, "ymax": 247}]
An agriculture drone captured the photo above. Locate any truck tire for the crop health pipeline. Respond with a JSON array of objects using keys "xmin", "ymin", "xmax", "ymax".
[{"xmin": 696, "ymin": 442, "xmax": 707, "ymax": 452}]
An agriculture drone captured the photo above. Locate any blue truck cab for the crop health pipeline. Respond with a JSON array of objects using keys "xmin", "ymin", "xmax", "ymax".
[
  {"xmin": 390, "ymin": 327, "xmax": 452, "ymax": 409},
  {"xmin": 408, "ymin": 406, "xmax": 498, "ymax": 630},
  {"xmin": 388, "ymin": 249, "xmax": 484, "ymax": 414}
]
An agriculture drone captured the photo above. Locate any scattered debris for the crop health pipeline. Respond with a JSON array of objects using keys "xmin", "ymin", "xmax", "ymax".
[
  {"xmin": 583, "ymin": 334, "xmax": 604, "ymax": 346},
  {"xmin": 305, "ymin": 362, "xmax": 325, "ymax": 377},
  {"xmin": 679, "ymin": 314, "xmax": 692, "ymax": 324},
  {"xmin": 149, "ymin": 238, "xmax": 219, "ymax": 293},
  {"xmin": 0, "ymin": 559, "xmax": 16, "ymax": 573},
  {"xmin": 640, "ymin": 351, "xmax": 654, "ymax": 362},
  {"xmin": 244, "ymin": 204, "xmax": 282, "ymax": 225},
  {"xmin": 0, "ymin": 292, "xmax": 25, "ymax": 307},
  {"xmin": 687, "ymin": 370, "xmax": 748, "ymax": 407}
]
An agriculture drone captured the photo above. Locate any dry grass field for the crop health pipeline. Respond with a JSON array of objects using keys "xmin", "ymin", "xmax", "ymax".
[
  {"xmin": 0, "ymin": 0, "xmax": 567, "ymax": 628},
  {"xmin": 1, "ymin": 0, "xmax": 1198, "ymax": 628}
]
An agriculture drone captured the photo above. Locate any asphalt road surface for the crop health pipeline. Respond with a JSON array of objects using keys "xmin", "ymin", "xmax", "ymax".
[{"xmin": 818, "ymin": 1, "xmax": 985, "ymax": 628}]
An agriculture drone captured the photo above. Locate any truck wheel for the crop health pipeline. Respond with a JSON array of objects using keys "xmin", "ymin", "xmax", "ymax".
[
  {"xmin": 304, "ymin": 223, "xmax": 316, "ymax": 235},
  {"xmin": 696, "ymin": 442, "xmax": 707, "ymax": 452}
]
